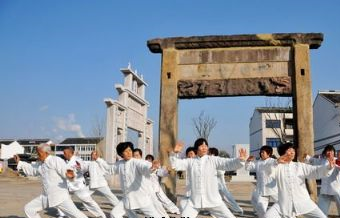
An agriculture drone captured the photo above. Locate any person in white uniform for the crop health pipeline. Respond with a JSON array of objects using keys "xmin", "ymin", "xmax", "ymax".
[
  {"xmin": 264, "ymin": 142, "xmax": 335, "ymax": 218},
  {"xmin": 94, "ymin": 141, "xmax": 163, "ymax": 218},
  {"xmin": 209, "ymin": 147, "xmax": 244, "ymax": 215},
  {"xmin": 304, "ymin": 144, "xmax": 340, "ymax": 216},
  {"xmin": 57, "ymin": 147, "xmax": 106, "ymax": 218},
  {"xmin": 178, "ymin": 147, "xmax": 196, "ymax": 213},
  {"xmin": 170, "ymin": 138, "xmax": 247, "ymax": 218},
  {"xmin": 245, "ymin": 145, "xmax": 278, "ymax": 218},
  {"xmin": 132, "ymin": 148, "xmax": 169, "ymax": 218},
  {"xmin": 14, "ymin": 143, "xmax": 88, "ymax": 218},
  {"xmin": 145, "ymin": 154, "xmax": 181, "ymax": 215},
  {"xmin": 83, "ymin": 150, "xmax": 120, "ymax": 207}
]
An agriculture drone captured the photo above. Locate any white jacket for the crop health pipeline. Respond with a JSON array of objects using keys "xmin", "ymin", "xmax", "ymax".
[
  {"xmin": 82, "ymin": 160, "xmax": 109, "ymax": 189},
  {"xmin": 96, "ymin": 158, "xmax": 153, "ymax": 210},
  {"xmin": 17, "ymin": 155, "xmax": 70, "ymax": 207},
  {"xmin": 66, "ymin": 155, "xmax": 87, "ymax": 192},
  {"xmin": 245, "ymin": 158, "xmax": 277, "ymax": 196},
  {"xmin": 170, "ymin": 153, "xmax": 244, "ymax": 208},
  {"xmin": 265, "ymin": 161, "xmax": 331, "ymax": 217},
  {"xmin": 305, "ymin": 155, "xmax": 340, "ymax": 195},
  {"xmin": 148, "ymin": 167, "xmax": 168, "ymax": 192}
]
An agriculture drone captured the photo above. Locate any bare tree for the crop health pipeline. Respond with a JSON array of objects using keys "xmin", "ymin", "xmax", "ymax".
[
  {"xmin": 264, "ymin": 97, "xmax": 293, "ymax": 143},
  {"xmin": 192, "ymin": 111, "xmax": 217, "ymax": 140},
  {"xmin": 91, "ymin": 115, "xmax": 106, "ymax": 138}
]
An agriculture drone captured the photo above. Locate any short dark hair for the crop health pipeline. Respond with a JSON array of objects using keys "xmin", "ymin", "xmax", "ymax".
[
  {"xmin": 133, "ymin": 148, "xmax": 143, "ymax": 157},
  {"xmin": 209, "ymin": 147, "xmax": 219, "ymax": 156},
  {"xmin": 116, "ymin": 142, "xmax": 134, "ymax": 158},
  {"xmin": 322, "ymin": 145, "xmax": 335, "ymax": 157},
  {"xmin": 63, "ymin": 146, "xmax": 74, "ymax": 153},
  {"xmin": 193, "ymin": 138, "xmax": 209, "ymax": 151},
  {"xmin": 277, "ymin": 142, "xmax": 295, "ymax": 156},
  {"xmin": 185, "ymin": 147, "xmax": 196, "ymax": 156},
  {"xmin": 145, "ymin": 154, "xmax": 154, "ymax": 161},
  {"xmin": 260, "ymin": 145, "xmax": 273, "ymax": 157}
]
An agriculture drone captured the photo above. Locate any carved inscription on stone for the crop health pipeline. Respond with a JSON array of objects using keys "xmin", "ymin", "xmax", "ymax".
[{"xmin": 178, "ymin": 77, "xmax": 292, "ymax": 98}]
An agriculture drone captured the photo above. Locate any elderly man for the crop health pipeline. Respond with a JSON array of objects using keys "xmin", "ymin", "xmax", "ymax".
[
  {"xmin": 57, "ymin": 147, "xmax": 106, "ymax": 218},
  {"xmin": 15, "ymin": 143, "xmax": 88, "ymax": 218}
]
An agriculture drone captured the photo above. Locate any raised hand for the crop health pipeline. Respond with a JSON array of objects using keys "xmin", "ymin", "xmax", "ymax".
[
  {"xmin": 303, "ymin": 153, "xmax": 308, "ymax": 159},
  {"xmin": 238, "ymin": 148, "xmax": 247, "ymax": 161},
  {"xmin": 173, "ymin": 141, "xmax": 184, "ymax": 153},
  {"xmin": 13, "ymin": 154, "xmax": 20, "ymax": 164},
  {"xmin": 327, "ymin": 156, "xmax": 336, "ymax": 169},
  {"xmin": 247, "ymin": 155, "xmax": 255, "ymax": 162},
  {"xmin": 151, "ymin": 159, "xmax": 161, "ymax": 171},
  {"xmin": 66, "ymin": 169, "xmax": 75, "ymax": 179},
  {"xmin": 277, "ymin": 154, "xmax": 290, "ymax": 164},
  {"xmin": 91, "ymin": 151, "xmax": 98, "ymax": 161}
]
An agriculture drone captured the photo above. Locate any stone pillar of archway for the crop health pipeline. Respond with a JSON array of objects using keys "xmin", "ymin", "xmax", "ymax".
[
  {"xmin": 158, "ymin": 49, "xmax": 179, "ymax": 202},
  {"xmin": 292, "ymin": 44, "xmax": 317, "ymax": 200}
]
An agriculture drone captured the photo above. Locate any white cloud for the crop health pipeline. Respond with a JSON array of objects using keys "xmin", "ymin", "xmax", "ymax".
[
  {"xmin": 53, "ymin": 113, "xmax": 85, "ymax": 137},
  {"xmin": 39, "ymin": 105, "xmax": 49, "ymax": 111}
]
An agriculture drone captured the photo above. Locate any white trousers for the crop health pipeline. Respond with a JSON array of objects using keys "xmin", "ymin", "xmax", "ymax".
[
  {"xmin": 24, "ymin": 195, "xmax": 87, "ymax": 218},
  {"xmin": 58, "ymin": 187, "xmax": 106, "ymax": 218},
  {"xmin": 93, "ymin": 186, "xmax": 119, "ymax": 206},
  {"xmin": 110, "ymin": 200, "xmax": 163, "ymax": 218},
  {"xmin": 264, "ymin": 203, "xmax": 326, "ymax": 218},
  {"xmin": 155, "ymin": 189, "xmax": 180, "ymax": 214},
  {"xmin": 151, "ymin": 191, "xmax": 170, "ymax": 218},
  {"xmin": 219, "ymin": 187, "xmax": 243, "ymax": 214},
  {"xmin": 254, "ymin": 194, "xmax": 277, "ymax": 218},
  {"xmin": 318, "ymin": 193, "xmax": 340, "ymax": 216},
  {"xmin": 181, "ymin": 201, "xmax": 236, "ymax": 218}
]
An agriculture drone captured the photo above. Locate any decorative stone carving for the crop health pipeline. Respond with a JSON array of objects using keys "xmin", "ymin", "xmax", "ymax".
[{"xmin": 178, "ymin": 77, "xmax": 292, "ymax": 98}]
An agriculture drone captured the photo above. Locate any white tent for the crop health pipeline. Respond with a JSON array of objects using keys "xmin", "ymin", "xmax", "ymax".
[{"xmin": 0, "ymin": 141, "xmax": 24, "ymax": 160}]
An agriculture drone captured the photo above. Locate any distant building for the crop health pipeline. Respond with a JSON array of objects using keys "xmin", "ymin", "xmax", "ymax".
[
  {"xmin": 313, "ymin": 91, "xmax": 340, "ymax": 154},
  {"xmin": 0, "ymin": 138, "xmax": 53, "ymax": 156},
  {"xmin": 230, "ymin": 144, "xmax": 255, "ymax": 182},
  {"xmin": 56, "ymin": 137, "xmax": 103, "ymax": 161},
  {"xmin": 249, "ymin": 107, "xmax": 293, "ymax": 157},
  {"xmin": 17, "ymin": 139, "xmax": 53, "ymax": 155}
]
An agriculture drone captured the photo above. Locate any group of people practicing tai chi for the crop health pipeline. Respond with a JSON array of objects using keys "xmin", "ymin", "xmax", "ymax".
[{"xmin": 14, "ymin": 137, "xmax": 340, "ymax": 218}]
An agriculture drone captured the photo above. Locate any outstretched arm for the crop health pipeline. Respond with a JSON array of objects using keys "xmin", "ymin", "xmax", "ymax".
[
  {"xmin": 169, "ymin": 142, "xmax": 189, "ymax": 171},
  {"xmin": 95, "ymin": 157, "xmax": 118, "ymax": 175},
  {"xmin": 302, "ymin": 157, "xmax": 335, "ymax": 179},
  {"xmin": 245, "ymin": 156, "xmax": 256, "ymax": 172},
  {"xmin": 15, "ymin": 155, "xmax": 40, "ymax": 177}
]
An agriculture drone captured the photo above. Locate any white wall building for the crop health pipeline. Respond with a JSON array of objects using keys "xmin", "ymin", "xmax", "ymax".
[
  {"xmin": 230, "ymin": 144, "xmax": 255, "ymax": 182},
  {"xmin": 104, "ymin": 64, "xmax": 153, "ymax": 163},
  {"xmin": 249, "ymin": 107, "xmax": 293, "ymax": 157},
  {"xmin": 313, "ymin": 91, "xmax": 340, "ymax": 154},
  {"xmin": 0, "ymin": 139, "xmax": 53, "ymax": 157},
  {"xmin": 55, "ymin": 137, "xmax": 102, "ymax": 161}
]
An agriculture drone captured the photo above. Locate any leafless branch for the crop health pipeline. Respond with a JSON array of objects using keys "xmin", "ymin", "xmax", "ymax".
[{"xmin": 192, "ymin": 111, "xmax": 217, "ymax": 140}]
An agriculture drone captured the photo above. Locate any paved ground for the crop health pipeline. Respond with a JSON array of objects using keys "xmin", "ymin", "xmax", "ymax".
[{"xmin": 0, "ymin": 170, "xmax": 338, "ymax": 218}]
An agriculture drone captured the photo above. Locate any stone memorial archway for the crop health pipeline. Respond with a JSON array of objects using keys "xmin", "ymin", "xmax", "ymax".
[{"xmin": 147, "ymin": 33, "xmax": 323, "ymax": 201}]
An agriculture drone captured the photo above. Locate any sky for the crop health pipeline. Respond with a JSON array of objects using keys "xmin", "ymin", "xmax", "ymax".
[{"xmin": 1, "ymin": 0, "xmax": 340, "ymax": 155}]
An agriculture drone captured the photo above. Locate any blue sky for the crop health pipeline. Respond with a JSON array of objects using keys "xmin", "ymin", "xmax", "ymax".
[{"xmin": 1, "ymin": 1, "xmax": 339, "ymax": 154}]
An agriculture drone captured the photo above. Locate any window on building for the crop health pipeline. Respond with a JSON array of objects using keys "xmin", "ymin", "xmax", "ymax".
[
  {"xmin": 266, "ymin": 120, "xmax": 281, "ymax": 128},
  {"xmin": 266, "ymin": 138, "xmax": 282, "ymax": 147},
  {"xmin": 284, "ymin": 118, "xmax": 294, "ymax": 129}
]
